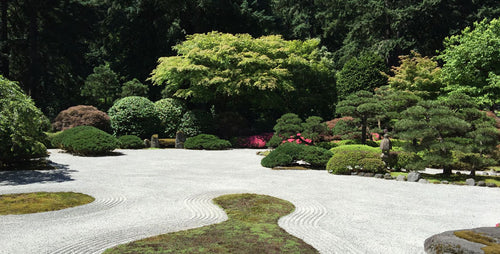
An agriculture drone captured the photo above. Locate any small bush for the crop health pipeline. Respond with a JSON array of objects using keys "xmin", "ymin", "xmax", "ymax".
[
  {"xmin": 154, "ymin": 98, "xmax": 186, "ymax": 137},
  {"xmin": 60, "ymin": 126, "xmax": 118, "ymax": 156},
  {"xmin": 326, "ymin": 150, "xmax": 380, "ymax": 174},
  {"xmin": 397, "ymin": 151, "xmax": 424, "ymax": 171},
  {"xmin": 178, "ymin": 111, "xmax": 206, "ymax": 137},
  {"xmin": 184, "ymin": 134, "xmax": 232, "ymax": 150},
  {"xmin": 121, "ymin": 78, "xmax": 149, "ymax": 97},
  {"xmin": 266, "ymin": 134, "xmax": 283, "ymax": 148},
  {"xmin": 359, "ymin": 158, "xmax": 386, "ymax": 173},
  {"xmin": 261, "ymin": 152, "xmax": 294, "ymax": 168},
  {"xmin": 52, "ymin": 105, "xmax": 111, "ymax": 132},
  {"xmin": 330, "ymin": 144, "xmax": 380, "ymax": 154},
  {"xmin": 50, "ymin": 127, "xmax": 86, "ymax": 149},
  {"xmin": 118, "ymin": 135, "xmax": 144, "ymax": 149},
  {"xmin": 299, "ymin": 146, "xmax": 333, "ymax": 168},
  {"xmin": 108, "ymin": 96, "xmax": 160, "ymax": 139}
]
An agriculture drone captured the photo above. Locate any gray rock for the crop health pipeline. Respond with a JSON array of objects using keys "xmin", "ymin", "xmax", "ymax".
[
  {"xmin": 407, "ymin": 172, "xmax": 421, "ymax": 182},
  {"xmin": 364, "ymin": 173, "xmax": 374, "ymax": 177},
  {"xmin": 175, "ymin": 131, "xmax": 186, "ymax": 149},
  {"xmin": 424, "ymin": 227, "xmax": 500, "ymax": 254},
  {"xmin": 487, "ymin": 182, "xmax": 497, "ymax": 188},
  {"xmin": 144, "ymin": 139, "xmax": 151, "ymax": 147},
  {"xmin": 351, "ymin": 172, "xmax": 358, "ymax": 176},
  {"xmin": 441, "ymin": 180, "xmax": 449, "ymax": 184},
  {"xmin": 466, "ymin": 178, "xmax": 475, "ymax": 186},
  {"xmin": 150, "ymin": 134, "xmax": 160, "ymax": 148},
  {"xmin": 358, "ymin": 172, "xmax": 365, "ymax": 176},
  {"xmin": 477, "ymin": 181, "xmax": 486, "ymax": 187},
  {"xmin": 396, "ymin": 175, "xmax": 406, "ymax": 181},
  {"xmin": 374, "ymin": 174, "xmax": 383, "ymax": 179},
  {"xmin": 418, "ymin": 179, "xmax": 429, "ymax": 184},
  {"xmin": 384, "ymin": 173, "xmax": 393, "ymax": 180}
]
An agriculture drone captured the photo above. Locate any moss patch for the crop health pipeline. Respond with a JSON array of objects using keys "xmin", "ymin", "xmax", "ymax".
[
  {"xmin": 0, "ymin": 192, "xmax": 95, "ymax": 215},
  {"xmin": 104, "ymin": 193, "xmax": 318, "ymax": 254},
  {"xmin": 454, "ymin": 230, "xmax": 500, "ymax": 253}
]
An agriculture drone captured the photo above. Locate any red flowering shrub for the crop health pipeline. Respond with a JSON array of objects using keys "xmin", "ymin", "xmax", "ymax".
[
  {"xmin": 282, "ymin": 133, "xmax": 312, "ymax": 145},
  {"xmin": 52, "ymin": 105, "xmax": 111, "ymax": 132},
  {"xmin": 234, "ymin": 133, "xmax": 273, "ymax": 148}
]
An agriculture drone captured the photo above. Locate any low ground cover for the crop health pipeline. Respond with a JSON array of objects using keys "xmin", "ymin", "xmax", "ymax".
[
  {"xmin": 390, "ymin": 172, "xmax": 500, "ymax": 186},
  {"xmin": 0, "ymin": 192, "xmax": 95, "ymax": 215},
  {"xmin": 103, "ymin": 193, "xmax": 317, "ymax": 254}
]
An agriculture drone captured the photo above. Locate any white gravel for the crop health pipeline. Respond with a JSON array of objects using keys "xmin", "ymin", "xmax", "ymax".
[{"xmin": 1, "ymin": 149, "xmax": 499, "ymax": 254}]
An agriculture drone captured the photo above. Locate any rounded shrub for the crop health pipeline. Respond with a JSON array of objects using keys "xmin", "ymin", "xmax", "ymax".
[
  {"xmin": 52, "ymin": 105, "xmax": 111, "ymax": 132},
  {"xmin": 0, "ymin": 76, "xmax": 47, "ymax": 165},
  {"xmin": 60, "ymin": 126, "xmax": 118, "ymax": 156},
  {"xmin": 184, "ymin": 134, "xmax": 232, "ymax": 150},
  {"xmin": 261, "ymin": 151, "xmax": 293, "ymax": 168},
  {"xmin": 154, "ymin": 98, "xmax": 186, "ymax": 137},
  {"xmin": 359, "ymin": 158, "xmax": 386, "ymax": 173},
  {"xmin": 266, "ymin": 134, "xmax": 283, "ymax": 148},
  {"xmin": 326, "ymin": 150, "xmax": 380, "ymax": 174},
  {"xmin": 397, "ymin": 151, "xmax": 425, "ymax": 171},
  {"xmin": 118, "ymin": 135, "xmax": 144, "ymax": 149},
  {"xmin": 299, "ymin": 146, "xmax": 333, "ymax": 168},
  {"xmin": 108, "ymin": 96, "xmax": 160, "ymax": 139}
]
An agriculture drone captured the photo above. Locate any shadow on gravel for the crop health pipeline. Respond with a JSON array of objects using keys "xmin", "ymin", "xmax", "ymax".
[{"xmin": 0, "ymin": 162, "xmax": 75, "ymax": 186}]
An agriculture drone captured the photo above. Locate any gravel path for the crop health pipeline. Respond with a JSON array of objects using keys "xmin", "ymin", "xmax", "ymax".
[{"xmin": 1, "ymin": 149, "xmax": 499, "ymax": 254}]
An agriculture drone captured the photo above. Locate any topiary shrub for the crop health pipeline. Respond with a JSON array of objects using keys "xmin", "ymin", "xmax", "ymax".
[
  {"xmin": 261, "ymin": 151, "xmax": 294, "ymax": 168},
  {"xmin": 326, "ymin": 150, "xmax": 380, "ymax": 174},
  {"xmin": 52, "ymin": 105, "xmax": 111, "ymax": 132},
  {"xmin": 397, "ymin": 151, "xmax": 425, "ymax": 171},
  {"xmin": 359, "ymin": 158, "xmax": 386, "ymax": 173},
  {"xmin": 299, "ymin": 146, "xmax": 333, "ymax": 168},
  {"xmin": 0, "ymin": 76, "xmax": 48, "ymax": 166},
  {"xmin": 118, "ymin": 135, "xmax": 144, "ymax": 149},
  {"xmin": 330, "ymin": 144, "xmax": 381, "ymax": 154},
  {"xmin": 154, "ymin": 98, "xmax": 186, "ymax": 137},
  {"xmin": 316, "ymin": 141, "xmax": 337, "ymax": 150},
  {"xmin": 108, "ymin": 96, "xmax": 160, "ymax": 139},
  {"xmin": 266, "ymin": 134, "xmax": 283, "ymax": 148},
  {"xmin": 60, "ymin": 126, "xmax": 118, "ymax": 156},
  {"xmin": 184, "ymin": 134, "xmax": 232, "ymax": 150}
]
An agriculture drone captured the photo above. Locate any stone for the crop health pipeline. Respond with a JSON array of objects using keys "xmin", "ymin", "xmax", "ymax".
[
  {"xmin": 384, "ymin": 173, "xmax": 393, "ymax": 180},
  {"xmin": 364, "ymin": 173, "xmax": 374, "ymax": 177},
  {"xmin": 477, "ymin": 181, "xmax": 486, "ymax": 187},
  {"xmin": 424, "ymin": 227, "xmax": 500, "ymax": 254},
  {"xmin": 175, "ymin": 131, "xmax": 186, "ymax": 149},
  {"xmin": 150, "ymin": 134, "xmax": 160, "ymax": 148},
  {"xmin": 487, "ymin": 183, "xmax": 497, "ymax": 188},
  {"xmin": 418, "ymin": 179, "xmax": 429, "ymax": 184},
  {"xmin": 441, "ymin": 180, "xmax": 449, "ymax": 184},
  {"xmin": 407, "ymin": 172, "xmax": 421, "ymax": 182},
  {"xmin": 465, "ymin": 178, "xmax": 475, "ymax": 186},
  {"xmin": 144, "ymin": 139, "xmax": 151, "ymax": 148},
  {"xmin": 374, "ymin": 174, "xmax": 383, "ymax": 179},
  {"xmin": 351, "ymin": 172, "xmax": 358, "ymax": 176},
  {"xmin": 396, "ymin": 175, "xmax": 406, "ymax": 181},
  {"xmin": 358, "ymin": 172, "xmax": 365, "ymax": 176}
]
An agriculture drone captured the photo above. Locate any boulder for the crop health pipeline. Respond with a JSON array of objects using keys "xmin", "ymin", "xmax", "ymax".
[
  {"xmin": 418, "ymin": 179, "xmax": 429, "ymax": 184},
  {"xmin": 364, "ymin": 173, "xmax": 374, "ymax": 177},
  {"xmin": 407, "ymin": 172, "xmax": 421, "ymax": 182},
  {"xmin": 477, "ymin": 181, "xmax": 486, "ymax": 187},
  {"xmin": 144, "ymin": 139, "xmax": 151, "ymax": 147},
  {"xmin": 396, "ymin": 175, "xmax": 406, "ymax": 181},
  {"xmin": 175, "ymin": 131, "xmax": 186, "ymax": 149},
  {"xmin": 384, "ymin": 173, "xmax": 393, "ymax": 180},
  {"xmin": 441, "ymin": 180, "xmax": 449, "ymax": 184},
  {"xmin": 150, "ymin": 134, "xmax": 160, "ymax": 148},
  {"xmin": 487, "ymin": 183, "xmax": 497, "ymax": 188},
  {"xmin": 374, "ymin": 174, "xmax": 383, "ymax": 179},
  {"xmin": 466, "ymin": 178, "xmax": 475, "ymax": 186},
  {"xmin": 424, "ymin": 227, "xmax": 500, "ymax": 254}
]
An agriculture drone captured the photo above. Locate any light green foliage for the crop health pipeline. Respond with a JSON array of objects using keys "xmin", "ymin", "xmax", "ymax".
[
  {"xmin": 0, "ymin": 76, "xmax": 47, "ymax": 165},
  {"xmin": 150, "ymin": 32, "xmax": 335, "ymax": 120},
  {"xmin": 439, "ymin": 18, "xmax": 500, "ymax": 110},
  {"xmin": 121, "ymin": 78, "xmax": 149, "ymax": 98},
  {"xmin": 108, "ymin": 96, "xmax": 160, "ymax": 139},
  {"xmin": 81, "ymin": 63, "xmax": 121, "ymax": 110},
  {"xmin": 184, "ymin": 134, "xmax": 231, "ymax": 150},
  {"xmin": 330, "ymin": 144, "xmax": 380, "ymax": 154},
  {"xmin": 118, "ymin": 135, "xmax": 144, "ymax": 149},
  {"xmin": 178, "ymin": 111, "xmax": 205, "ymax": 138},
  {"xmin": 358, "ymin": 158, "xmax": 386, "ymax": 173},
  {"xmin": 326, "ymin": 150, "xmax": 381, "ymax": 175},
  {"xmin": 387, "ymin": 51, "xmax": 444, "ymax": 100},
  {"xmin": 336, "ymin": 52, "xmax": 387, "ymax": 99},
  {"xmin": 273, "ymin": 113, "xmax": 303, "ymax": 139},
  {"xmin": 301, "ymin": 116, "xmax": 328, "ymax": 144},
  {"xmin": 59, "ymin": 126, "xmax": 118, "ymax": 156},
  {"xmin": 336, "ymin": 91, "xmax": 385, "ymax": 144},
  {"xmin": 154, "ymin": 98, "xmax": 187, "ymax": 137}
]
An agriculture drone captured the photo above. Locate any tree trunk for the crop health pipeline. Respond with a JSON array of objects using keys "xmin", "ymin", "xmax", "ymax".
[
  {"xmin": 0, "ymin": 0, "xmax": 8, "ymax": 77},
  {"xmin": 26, "ymin": 2, "xmax": 39, "ymax": 98},
  {"xmin": 443, "ymin": 166, "xmax": 452, "ymax": 176}
]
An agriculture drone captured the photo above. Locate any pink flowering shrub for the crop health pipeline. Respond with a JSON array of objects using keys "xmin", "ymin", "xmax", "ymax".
[
  {"xmin": 496, "ymin": 223, "xmax": 499, "ymax": 227},
  {"xmin": 371, "ymin": 132, "xmax": 381, "ymax": 141},
  {"xmin": 282, "ymin": 133, "xmax": 312, "ymax": 145},
  {"xmin": 234, "ymin": 133, "xmax": 273, "ymax": 148}
]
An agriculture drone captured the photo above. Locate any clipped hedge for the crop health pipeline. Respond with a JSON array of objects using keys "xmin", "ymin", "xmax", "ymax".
[
  {"xmin": 261, "ymin": 143, "xmax": 332, "ymax": 169},
  {"xmin": 184, "ymin": 134, "xmax": 231, "ymax": 150},
  {"xmin": 299, "ymin": 146, "xmax": 333, "ymax": 168},
  {"xmin": 326, "ymin": 150, "xmax": 383, "ymax": 174},
  {"xmin": 330, "ymin": 144, "xmax": 380, "ymax": 154},
  {"xmin": 59, "ymin": 126, "xmax": 118, "ymax": 156},
  {"xmin": 108, "ymin": 96, "xmax": 160, "ymax": 139},
  {"xmin": 118, "ymin": 135, "xmax": 144, "ymax": 149}
]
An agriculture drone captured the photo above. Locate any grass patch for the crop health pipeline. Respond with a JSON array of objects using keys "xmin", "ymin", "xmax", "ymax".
[
  {"xmin": 104, "ymin": 193, "xmax": 318, "ymax": 254},
  {"xmin": 0, "ymin": 192, "xmax": 95, "ymax": 215},
  {"xmin": 454, "ymin": 230, "xmax": 500, "ymax": 253},
  {"xmin": 390, "ymin": 172, "xmax": 500, "ymax": 186},
  {"xmin": 489, "ymin": 166, "xmax": 500, "ymax": 172}
]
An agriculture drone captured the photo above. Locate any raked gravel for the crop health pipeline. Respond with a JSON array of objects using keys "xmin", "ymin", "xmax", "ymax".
[{"xmin": 1, "ymin": 149, "xmax": 499, "ymax": 254}]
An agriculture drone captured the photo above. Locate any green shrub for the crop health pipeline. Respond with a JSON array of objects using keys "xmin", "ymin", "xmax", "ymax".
[
  {"xmin": 154, "ymin": 98, "xmax": 186, "ymax": 137},
  {"xmin": 396, "ymin": 151, "xmax": 425, "ymax": 171},
  {"xmin": 184, "ymin": 134, "xmax": 231, "ymax": 150},
  {"xmin": 316, "ymin": 141, "xmax": 337, "ymax": 150},
  {"xmin": 118, "ymin": 135, "xmax": 144, "ymax": 149},
  {"xmin": 121, "ymin": 78, "xmax": 149, "ymax": 97},
  {"xmin": 50, "ymin": 128, "xmax": 83, "ymax": 149},
  {"xmin": 359, "ymin": 158, "xmax": 386, "ymax": 173},
  {"xmin": 330, "ymin": 144, "xmax": 380, "ymax": 154},
  {"xmin": 335, "ymin": 139, "xmax": 359, "ymax": 146},
  {"xmin": 266, "ymin": 134, "xmax": 283, "ymax": 148},
  {"xmin": 273, "ymin": 143, "xmax": 305, "ymax": 160},
  {"xmin": 326, "ymin": 150, "xmax": 380, "ymax": 174},
  {"xmin": 299, "ymin": 146, "xmax": 333, "ymax": 168},
  {"xmin": 178, "ymin": 111, "xmax": 204, "ymax": 137},
  {"xmin": 60, "ymin": 126, "xmax": 118, "ymax": 155},
  {"xmin": 261, "ymin": 152, "xmax": 294, "ymax": 168},
  {"xmin": 108, "ymin": 96, "xmax": 160, "ymax": 139},
  {"xmin": 273, "ymin": 113, "xmax": 303, "ymax": 139}
]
